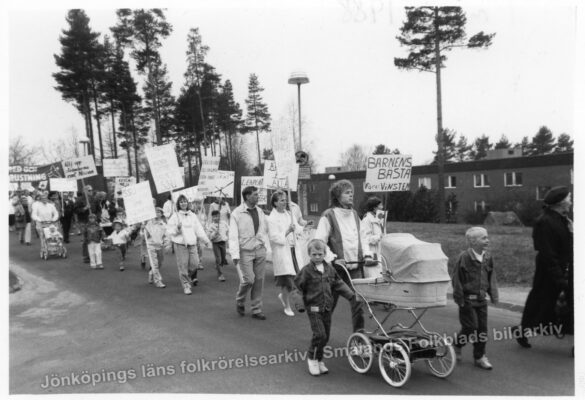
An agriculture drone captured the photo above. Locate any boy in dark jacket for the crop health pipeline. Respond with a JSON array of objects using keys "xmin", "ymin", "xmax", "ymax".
[
  {"xmin": 83, "ymin": 213, "xmax": 105, "ymax": 269},
  {"xmin": 451, "ymin": 227, "xmax": 499, "ymax": 370},
  {"xmin": 295, "ymin": 239, "xmax": 356, "ymax": 376}
]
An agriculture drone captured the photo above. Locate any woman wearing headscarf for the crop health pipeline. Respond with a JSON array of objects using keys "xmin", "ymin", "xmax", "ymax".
[{"xmin": 514, "ymin": 186, "xmax": 573, "ymax": 348}]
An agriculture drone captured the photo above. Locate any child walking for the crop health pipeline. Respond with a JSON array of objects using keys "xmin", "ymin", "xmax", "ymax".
[
  {"xmin": 206, "ymin": 210, "xmax": 229, "ymax": 282},
  {"xmin": 108, "ymin": 219, "xmax": 132, "ymax": 271},
  {"xmin": 144, "ymin": 208, "xmax": 170, "ymax": 288},
  {"xmin": 294, "ymin": 239, "xmax": 357, "ymax": 376},
  {"xmin": 451, "ymin": 226, "xmax": 499, "ymax": 370},
  {"xmin": 84, "ymin": 214, "xmax": 105, "ymax": 269}
]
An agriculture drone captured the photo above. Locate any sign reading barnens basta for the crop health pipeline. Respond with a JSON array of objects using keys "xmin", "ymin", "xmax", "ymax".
[{"xmin": 364, "ymin": 154, "xmax": 412, "ymax": 192}]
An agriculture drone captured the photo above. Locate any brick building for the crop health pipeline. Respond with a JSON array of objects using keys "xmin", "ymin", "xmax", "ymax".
[{"xmin": 306, "ymin": 151, "xmax": 573, "ymax": 222}]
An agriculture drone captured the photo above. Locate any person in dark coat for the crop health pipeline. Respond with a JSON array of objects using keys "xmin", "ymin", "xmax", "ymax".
[
  {"xmin": 61, "ymin": 192, "xmax": 75, "ymax": 243},
  {"xmin": 514, "ymin": 186, "xmax": 573, "ymax": 348}
]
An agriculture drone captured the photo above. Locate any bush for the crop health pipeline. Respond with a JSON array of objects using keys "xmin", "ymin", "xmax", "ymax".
[{"xmin": 406, "ymin": 186, "xmax": 438, "ymax": 222}]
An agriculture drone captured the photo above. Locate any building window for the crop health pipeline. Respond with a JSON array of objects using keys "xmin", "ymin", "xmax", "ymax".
[
  {"xmin": 473, "ymin": 174, "xmax": 490, "ymax": 188},
  {"xmin": 418, "ymin": 177, "xmax": 431, "ymax": 189},
  {"xmin": 474, "ymin": 200, "xmax": 488, "ymax": 212},
  {"xmin": 309, "ymin": 203, "xmax": 319, "ymax": 213},
  {"xmin": 445, "ymin": 176, "xmax": 456, "ymax": 188},
  {"xmin": 536, "ymin": 186, "xmax": 551, "ymax": 200},
  {"xmin": 505, "ymin": 172, "xmax": 523, "ymax": 187}
]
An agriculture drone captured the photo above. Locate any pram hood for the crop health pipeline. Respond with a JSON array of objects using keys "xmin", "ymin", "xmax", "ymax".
[{"xmin": 380, "ymin": 233, "xmax": 450, "ymax": 283}]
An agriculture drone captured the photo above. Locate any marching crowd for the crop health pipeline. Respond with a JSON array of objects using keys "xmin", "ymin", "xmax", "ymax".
[{"xmin": 8, "ymin": 181, "xmax": 573, "ymax": 377}]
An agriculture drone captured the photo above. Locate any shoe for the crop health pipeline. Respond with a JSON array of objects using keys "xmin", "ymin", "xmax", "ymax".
[
  {"xmin": 184, "ymin": 287, "xmax": 192, "ymax": 295},
  {"xmin": 26, "ymin": 242, "xmax": 31, "ymax": 246},
  {"xmin": 20, "ymin": 239, "xmax": 24, "ymax": 244},
  {"xmin": 155, "ymin": 282, "xmax": 166, "ymax": 288},
  {"xmin": 120, "ymin": 266, "xmax": 125, "ymax": 271},
  {"xmin": 307, "ymin": 359, "xmax": 320, "ymax": 376},
  {"xmin": 251, "ymin": 313, "xmax": 266, "ymax": 320},
  {"xmin": 97, "ymin": 265, "xmax": 104, "ymax": 270},
  {"xmin": 512, "ymin": 326, "xmax": 532, "ymax": 348},
  {"xmin": 454, "ymin": 346, "xmax": 462, "ymax": 362},
  {"xmin": 474, "ymin": 355, "xmax": 493, "ymax": 370},
  {"xmin": 148, "ymin": 274, "xmax": 154, "ymax": 284},
  {"xmin": 218, "ymin": 274, "xmax": 226, "ymax": 282},
  {"xmin": 141, "ymin": 261, "xmax": 146, "ymax": 270},
  {"xmin": 236, "ymin": 303, "xmax": 245, "ymax": 316},
  {"xmin": 295, "ymin": 303, "xmax": 306, "ymax": 313},
  {"xmin": 318, "ymin": 361, "xmax": 329, "ymax": 374},
  {"xmin": 284, "ymin": 307, "xmax": 294, "ymax": 317},
  {"xmin": 192, "ymin": 279, "xmax": 198, "ymax": 286},
  {"xmin": 278, "ymin": 293, "xmax": 287, "ymax": 308},
  {"xmin": 90, "ymin": 265, "xmax": 97, "ymax": 269}
]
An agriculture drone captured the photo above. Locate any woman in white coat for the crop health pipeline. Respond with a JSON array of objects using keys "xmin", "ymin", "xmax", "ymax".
[
  {"xmin": 267, "ymin": 190, "xmax": 304, "ymax": 316},
  {"xmin": 360, "ymin": 196, "xmax": 385, "ymax": 278}
]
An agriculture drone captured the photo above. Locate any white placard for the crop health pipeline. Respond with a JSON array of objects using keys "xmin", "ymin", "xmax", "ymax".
[
  {"xmin": 271, "ymin": 130, "xmax": 299, "ymax": 189},
  {"xmin": 197, "ymin": 156, "xmax": 221, "ymax": 195},
  {"xmin": 103, "ymin": 158, "xmax": 129, "ymax": 177},
  {"xmin": 201, "ymin": 156, "xmax": 220, "ymax": 173},
  {"xmin": 201, "ymin": 170, "xmax": 234, "ymax": 199},
  {"xmin": 240, "ymin": 176, "xmax": 267, "ymax": 205},
  {"xmin": 364, "ymin": 154, "xmax": 413, "ymax": 192},
  {"xmin": 115, "ymin": 177, "xmax": 136, "ymax": 198},
  {"xmin": 121, "ymin": 182, "xmax": 156, "ymax": 225},
  {"xmin": 62, "ymin": 155, "xmax": 98, "ymax": 180},
  {"xmin": 145, "ymin": 143, "xmax": 184, "ymax": 194},
  {"xmin": 171, "ymin": 186, "xmax": 201, "ymax": 203},
  {"xmin": 50, "ymin": 178, "xmax": 77, "ymax": 192},
  {"xmin": 263, "ymin": 159, "xmax": 297, "ymax": 191}
]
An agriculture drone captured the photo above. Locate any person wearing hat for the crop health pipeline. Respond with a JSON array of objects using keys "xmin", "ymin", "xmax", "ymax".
[
  {"xmin": 313, "ymin": 179, "xmax": 372, "ymax": 333},
  {"xmin": 513, "ymin": 186, "xmax": 573, "ymax": 348}
]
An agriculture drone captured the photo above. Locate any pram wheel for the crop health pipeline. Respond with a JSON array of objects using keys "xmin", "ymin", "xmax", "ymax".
[
  {"xmin": 425, "ymin": 334, "xmax": 456, "ymax": 378},
  {"xmin": 378, "ymin": 342, "xmax": 411, "ymax": 388},
  {"xmin": 347, "ymin": 332, "xmax": 374, "ymax": 374}
]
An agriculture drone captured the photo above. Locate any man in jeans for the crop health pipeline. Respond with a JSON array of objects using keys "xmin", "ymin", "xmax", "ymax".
[{"xmin": 229, "ymin": 186, "xmax": 269, "ymax": 320}]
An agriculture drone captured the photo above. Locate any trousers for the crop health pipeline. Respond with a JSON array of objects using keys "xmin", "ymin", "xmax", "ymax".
[{"xmin": 235, "ymin": 247, "xmax": 266, "ymax": 314}]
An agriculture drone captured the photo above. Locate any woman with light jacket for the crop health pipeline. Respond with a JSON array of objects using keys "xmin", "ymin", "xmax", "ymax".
[
  {"xmin": 267, "ymin": 190, "xmax": 304, "ymax": 316},
  {"xmin": 360, "ymin": 196, "xmax": 385, "ymax": 278},
  {"xmin": 166, "ymin": 195, "xmax": 212, "ymax": 295}
]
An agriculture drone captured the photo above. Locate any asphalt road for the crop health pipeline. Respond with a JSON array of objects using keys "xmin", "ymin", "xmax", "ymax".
[{"xmin": 9, "ymin": 233, "xmax": 574, "ymax": 395}]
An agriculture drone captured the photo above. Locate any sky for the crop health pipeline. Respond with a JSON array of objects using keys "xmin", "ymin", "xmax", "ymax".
[{"xmin": 3, "ymin": 0, "xmax": 583, "ymax": 173}]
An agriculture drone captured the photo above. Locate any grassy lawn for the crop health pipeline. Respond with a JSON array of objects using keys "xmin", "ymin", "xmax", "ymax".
[
  {"xmin": 385, "ymin": 222, "xmax": 535, "ymax": 287},
  {"xmin": 305, "ymin": 216, "xmax": 535, "ymax": 287}
]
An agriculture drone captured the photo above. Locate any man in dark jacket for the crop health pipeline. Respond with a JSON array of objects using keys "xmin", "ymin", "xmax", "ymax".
[
  {"xmin": 515, "ymin": 186, "xmax": 573, "ymax": 348},
  {"xmin": 61, "ymin": 192, "xmax": 75, "ymax": 243}
]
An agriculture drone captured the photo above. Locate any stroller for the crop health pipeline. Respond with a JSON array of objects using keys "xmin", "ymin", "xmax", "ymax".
[
  {"xmin": 39, "ymin": 222, "xmax": 67, "ymax": 260},
  {"xmin": 343, "ymin": 233, "xmax": 455, "ymax": 387}
]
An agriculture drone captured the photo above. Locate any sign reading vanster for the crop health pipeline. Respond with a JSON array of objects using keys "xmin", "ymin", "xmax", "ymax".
[{"xmin": 364, "ymin": 154, "xmax": 413, "ymax": 192}]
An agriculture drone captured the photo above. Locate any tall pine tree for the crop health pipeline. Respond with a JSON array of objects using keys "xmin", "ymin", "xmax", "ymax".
[{"xmin": 244, "ymin": 73, "xmax": 271, "ymax": 166}]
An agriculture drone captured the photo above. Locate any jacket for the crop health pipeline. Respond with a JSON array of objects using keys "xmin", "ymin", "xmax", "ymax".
[
  {"xmin": 145, "ymin": 219, "xmax": 170, "ymax": 250},
  {"xmin": 360, "ymin": 211, "xmax": 384, "ymax": 254},
  {"xmin": 228, "ymin": 203, "xmax": 269, "ymax": 260},
  {"xmin": 84, "ymin": 222, "xmax": 104, "ymax": 244},
  {"xmin": 206, "ymin": 220, "xmax": 229, "ymax": 243},
  {"xmin": 267, "ymin": 209, "xmax": 303, "ymax": 277},
  {"xmin": 451, "ymin": 249, "xmax": 499, "ymax": 306},
  {"xmin": 167, "ymin": 210, "xmax": 210, "ymax": 247},
  {"xmin": 295, "ymin": 261, "xmax": 355, "ymax": 312}
]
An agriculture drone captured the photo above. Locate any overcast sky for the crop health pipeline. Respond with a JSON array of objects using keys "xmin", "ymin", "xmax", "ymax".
[{"xmin": 4, "ymin": 0, "xmax": 583, "ymax": 172}]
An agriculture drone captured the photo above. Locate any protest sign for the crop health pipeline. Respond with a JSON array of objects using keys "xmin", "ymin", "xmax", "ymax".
[
  {"xmin": 10, "ymin": 163, "xmax": 64, "ymax": 182},
  {"xmin": 145, "ymin": 143, "xmax": 184, "ymax": 194},
  {"xmin": 115, "ymin": 177, "xmax": 136, "ymax": 198},
  {"xmin": 364, "ymin": 154, "xmax": 412, "ymax": 192},
  {"xmin": 263, "ymin": 159, "xmax": 294, "ymax": 190},
  {"xmin": 103, "ymin": 158, "xmax": 129, "ymax": 177},
  {"xmin": 121, "ymin": 182, "xmax": 156, "ymax": 225},
  {"xmin": 271, "ymin": 129, "xmax": 299, "ymax": 190},
  {"xmin": 62, "ymin": 156, "xmax": 98, "ymax": 180},
  {"xmin": 171, "ymin": 186, "xmax": 201, "ymax": 203},
  {"xmin": 197, "ymin": 156, "xmax": 221, "ymax": 195},
  {"xmin": 240, "ymin": 176, "xmax": 267, "ymax": 205},
  {"xmin": 200, "ymin": 170, "xmax": 234, "ymax": 198},
  {"xmin": 50, "ymin": 178, "xmax": 77, "ymax": 193}
]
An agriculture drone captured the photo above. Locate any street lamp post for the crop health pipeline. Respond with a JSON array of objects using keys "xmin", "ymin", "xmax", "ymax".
[
  {"xmin": 78, "ymin": 137, "xmax": 91, "ymax": 206},
  {"xmin": 288, "ymin": 71, "xmax": 309, "ymax": 151}
]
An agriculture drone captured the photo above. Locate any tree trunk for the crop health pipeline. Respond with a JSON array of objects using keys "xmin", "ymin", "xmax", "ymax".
[
  {"xmin": 130, "ymin": 113, "xmax": 140, "ymax": 183},
  {"xmin": 197, "ymin": 90, "xmax": 207, "ymax": 156},
  {"xmin": 434, "ymin": 7, "xmax": 446, "ymax": 223},
  {"xmin": 83, "ymin": 92, "xmax": 95, "ymax": 157},
  {"xmin": 253, "ymin": 96, "xmax": 261, "ymax": 166},
  {"xmin": 147, "ymin": 65, "xmax": 162, "ymax": 145},
  {"xmin": 110, "ymin": 100, "xmax": 118, "ymax": 158},
  {"xmin": 92, "ymin": 88, "xmax": 104, "ymax": 161},
  {"xmin": 224, "ymin": 129, "xmax": 231, "ymax": 169}
]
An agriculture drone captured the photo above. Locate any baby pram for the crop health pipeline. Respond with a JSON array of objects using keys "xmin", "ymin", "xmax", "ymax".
[
  {"xmin": 39, "ymin": 222, "xmax": 67, "ymax": 260},
  {"xmin": 343, "ymin": 233, "xmax": 455, "ymax": 388}
]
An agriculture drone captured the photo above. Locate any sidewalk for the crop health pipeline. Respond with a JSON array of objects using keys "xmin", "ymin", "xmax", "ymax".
[{"xmin": 447, "ymin": 285, "xmax": 530, "ymax": 313}]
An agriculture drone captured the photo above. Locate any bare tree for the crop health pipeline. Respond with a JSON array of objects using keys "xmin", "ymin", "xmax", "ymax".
[
  {"xmin": 9, "ymin": 136, "xmax": 39, "ymax": 165},
  {"xmin": 39, "ymin": 128, "xmax": 82, "ymax": 163},
  {"xmin": 340, "ymin": 144, "xmax": 368, "ymax": 171}
]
